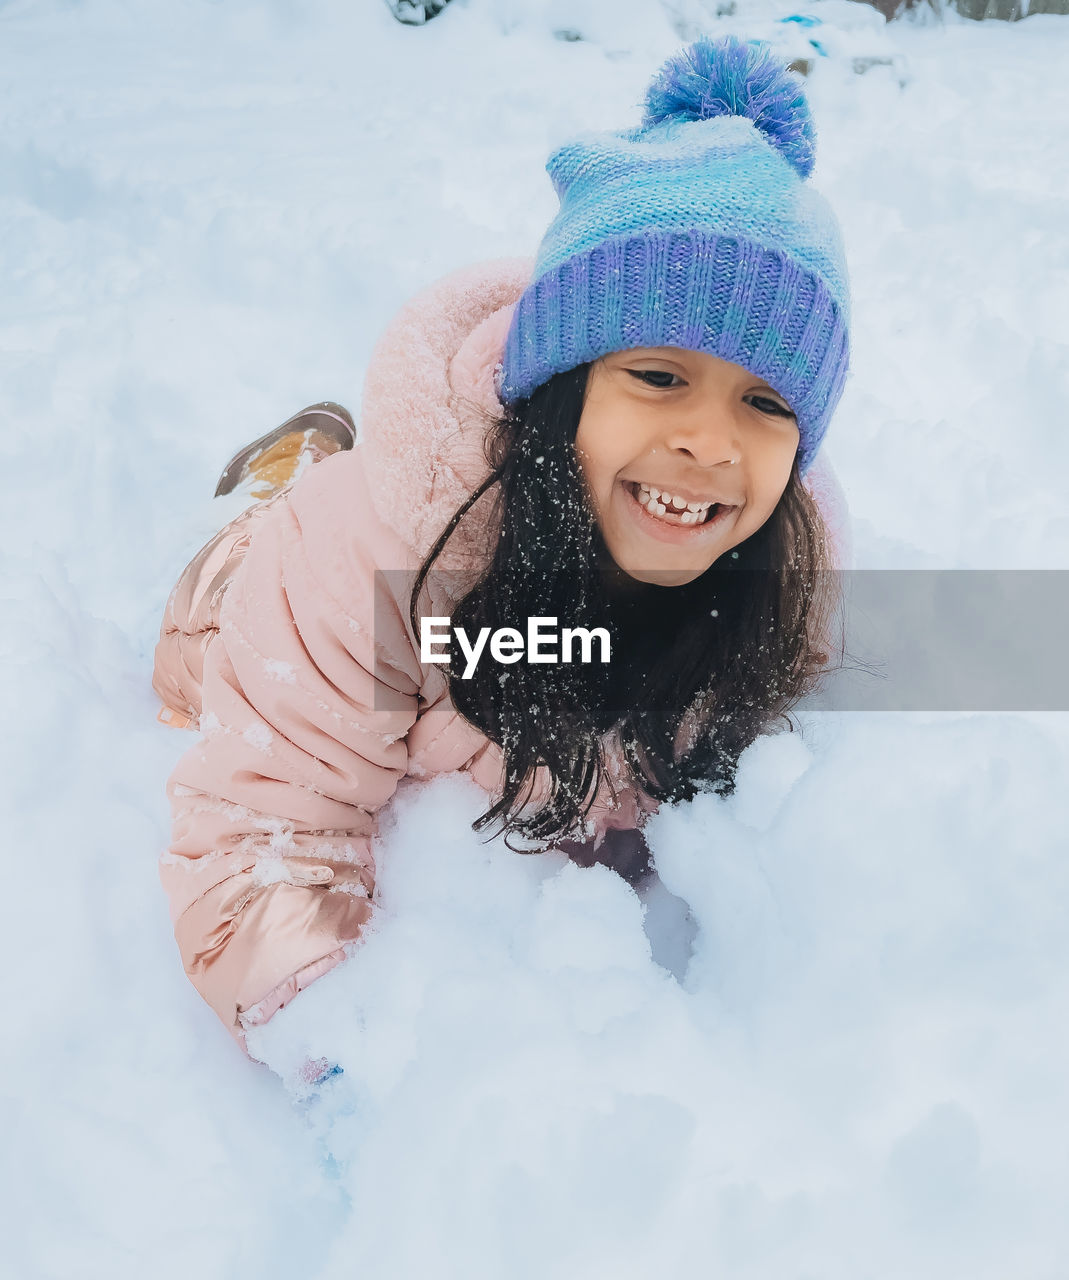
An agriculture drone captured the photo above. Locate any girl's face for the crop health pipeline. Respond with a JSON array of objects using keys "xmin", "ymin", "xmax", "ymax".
[{"xmin": 574, "ymin": 347, "xmax": 800, "ymax": 586}]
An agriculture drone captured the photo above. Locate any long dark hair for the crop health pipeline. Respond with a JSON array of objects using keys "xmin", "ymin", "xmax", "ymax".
[{"xmin": 409, "ymin": 361, "xmax": 839, "ymax": 851}]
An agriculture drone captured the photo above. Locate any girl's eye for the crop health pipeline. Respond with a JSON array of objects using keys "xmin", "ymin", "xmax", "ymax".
[
  {"xmin": 628, "ymin": 369, "xmax": 684, "ymax": 389},
  {"xmin": 748, "ymin": 394, "xmax": 796, "ymax": 419},
  {"xmin": 626, "ymin": 370, "xmax": 795, "ymax": 418}
]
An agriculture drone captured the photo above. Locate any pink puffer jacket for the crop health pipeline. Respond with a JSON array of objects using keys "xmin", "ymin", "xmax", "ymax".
[{"xmin": 154, "ymin": 256, "xmax": 851, "ymax": 1051}]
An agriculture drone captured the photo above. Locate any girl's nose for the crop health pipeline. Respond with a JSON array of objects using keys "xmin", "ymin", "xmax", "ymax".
[{"xmin": 663, "ymin": 416, "xmax": 741, "ymax": 468}]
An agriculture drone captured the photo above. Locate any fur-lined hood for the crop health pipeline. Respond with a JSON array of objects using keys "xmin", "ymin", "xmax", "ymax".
[{"xmin": 359, "ymin": 257, "xmax": 534, "ymax": 568}]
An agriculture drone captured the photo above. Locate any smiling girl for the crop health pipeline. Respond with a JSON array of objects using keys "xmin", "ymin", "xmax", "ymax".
[
  {"xmin": 154, "ymin": 34, "xmax": 851, "ymax": 1051},
  {"xmin": 580, "ymin": 348, "xmax": 802, "ymax": 580}
]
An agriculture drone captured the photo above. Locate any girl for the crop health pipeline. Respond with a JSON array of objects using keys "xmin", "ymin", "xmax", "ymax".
[{"xmin": 154, "ymin": 34, "xmax": 852, "ymax": 1054}]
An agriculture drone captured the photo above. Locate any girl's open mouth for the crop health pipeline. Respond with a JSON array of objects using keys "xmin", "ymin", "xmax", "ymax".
[{"xmin": 621, "ymin": 479, "xmax": 737, "ymax": 541}]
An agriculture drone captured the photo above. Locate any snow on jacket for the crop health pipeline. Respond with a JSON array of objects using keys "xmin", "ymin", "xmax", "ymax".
[{"xmin": 155, "ymin": 256, "xmax": 852, "ymax": 1051}]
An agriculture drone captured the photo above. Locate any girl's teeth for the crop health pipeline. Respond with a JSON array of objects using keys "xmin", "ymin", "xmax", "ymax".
[{"xmin": 635, "ymin": 482, "xmax": 712, "ymax": 523}]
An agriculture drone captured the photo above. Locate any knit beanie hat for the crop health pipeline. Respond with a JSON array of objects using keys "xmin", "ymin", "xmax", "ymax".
[{"xmin": 496, "ymin": 34, "xmax": 851, "ymax": 475}]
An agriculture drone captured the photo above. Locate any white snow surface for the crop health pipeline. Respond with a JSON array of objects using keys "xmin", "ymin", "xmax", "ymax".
[{"xmin": 2, "ymin": 1, "xmax": 1068, "ymax": 1277}]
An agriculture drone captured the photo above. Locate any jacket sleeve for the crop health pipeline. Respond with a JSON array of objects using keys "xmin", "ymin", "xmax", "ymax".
[{"xmin": 160, "ymin": 465, "xmax": 421, "ymax": 1050}]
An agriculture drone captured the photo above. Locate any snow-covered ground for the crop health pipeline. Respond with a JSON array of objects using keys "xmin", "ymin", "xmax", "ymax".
[{"xmin": 3, "ymin": 1, "xmax": 1068, "ymax": 1276}]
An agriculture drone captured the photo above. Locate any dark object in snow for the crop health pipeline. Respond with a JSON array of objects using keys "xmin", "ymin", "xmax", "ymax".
[
  {"xmin": 948, "ymin": 0, "xmax": 1069, "ymax": 17},
  {"xmin": 384, "ymin": 0, "xmax": 454, "ymax": 24},
  {"xmin": 214, "ymin": 402, "xmax": 355, "ymax": 500},
  {"xmin": 556, "ymin": 827, "xmax": 654, "ymax": 890},
  {"xmin": 861, "ymin": 0, "xmax": 1069, "ymax": 19}
]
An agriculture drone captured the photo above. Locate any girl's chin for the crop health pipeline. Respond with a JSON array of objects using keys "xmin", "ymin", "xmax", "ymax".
[{"xmin": 616, "ymin": 565, "xmax": 704, "ymax": 587}]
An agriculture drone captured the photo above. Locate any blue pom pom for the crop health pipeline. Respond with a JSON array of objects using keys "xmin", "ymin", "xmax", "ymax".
[{"xmin": 643, "ymin": 35, "xmax": 816, "ymax": 180}]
